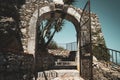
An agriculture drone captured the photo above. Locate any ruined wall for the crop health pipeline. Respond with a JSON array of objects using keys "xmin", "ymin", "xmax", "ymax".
[
  {"xmin": 19, "ymin": 1, "xmax": 82, "ymax": 53},
  {"xmin": 19, "ymin": 1, "xmax": 105, "ymax": 54}
]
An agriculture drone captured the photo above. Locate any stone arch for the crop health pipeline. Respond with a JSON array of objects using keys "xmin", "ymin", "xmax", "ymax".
[
  {"xmin": 27, "ymin": 3, "xmax": 82, "ymax": 55},
  {"xmin": 24, "ymin": 3, "xmax": 82, "ymax": 71}
]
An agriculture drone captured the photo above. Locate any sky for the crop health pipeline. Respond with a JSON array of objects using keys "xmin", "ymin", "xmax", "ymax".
[{"xmin": 53, "ymin": 0, "xmax": 120, "ymax": 51}]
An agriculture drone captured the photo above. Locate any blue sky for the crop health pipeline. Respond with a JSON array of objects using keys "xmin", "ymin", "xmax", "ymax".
[{"xmin": 53, "ymin": 0, "xmax": 120, "ymax": 51}]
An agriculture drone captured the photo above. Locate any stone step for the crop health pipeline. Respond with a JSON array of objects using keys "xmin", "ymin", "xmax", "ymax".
[{"xmin": 36, "ymin": 69, "xmax": 84, "ymax": 80}]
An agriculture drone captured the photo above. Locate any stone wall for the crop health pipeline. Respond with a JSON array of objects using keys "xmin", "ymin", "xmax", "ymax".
[
  {"xmin": 0, "ymin": 52, "xmax": 34, "ymax": 72},
  {"xmin": 0, "ymin": 0, "xmax": 106, "ymax": 55},
  {"xmin": 19, "ymin": 1, "xmax": 105, "ymax": 54},
  {"xmin": 93, "ymin": 60, "xmax": 120, "ymax": 80}
]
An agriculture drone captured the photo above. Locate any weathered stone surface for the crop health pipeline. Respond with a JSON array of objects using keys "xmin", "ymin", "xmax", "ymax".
[
  {"xmin": 19, "ymin": 2, "xmax": 82, "ymax": 54},
  {"xmin": 19, "ymin": 2, "xmax": 105, "ymax": 55},
  {"xmin": 36, "ymin": 70, "xmax": 84, "ymax": 80},
  {"xmin": 93, "ymin": 59, "xmax": 120, "ymax": 80},
  {"xmin": 0, "ymin": 52, "xmax": 34, "ymax": 72},
  {"xmin": 48, "ymin": 49, "xmax": 70, "ymax": 56}
]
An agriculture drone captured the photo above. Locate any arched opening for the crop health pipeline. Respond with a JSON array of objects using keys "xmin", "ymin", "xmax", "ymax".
[
  {"xmin": 35, "ymin": 10, "xmax": 80, "ymax": 71},
  {"xmin": 27, "ymin": 4, "xmax": 81, "ymax": 56},
  {"xmin": 53, "ymin": 20, "xmax": 77, "ymax": 47},
  {"xmin": 27, "ymin": 4, "xmax": 85, "ymax": 80}
]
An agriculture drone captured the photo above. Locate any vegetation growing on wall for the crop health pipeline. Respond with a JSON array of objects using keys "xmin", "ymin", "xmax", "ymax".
[{"xmin": 92, "ymin": 44, "xmax": 110, "ymax": 61}]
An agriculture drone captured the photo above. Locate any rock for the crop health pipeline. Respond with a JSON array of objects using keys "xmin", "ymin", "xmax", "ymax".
[
  {"xmin": 53, "ymin": 0, "xmax": 64, "ymax": 4},
  {"xmin": 93, "ymin": 56, "xmax": 98, "ymax": 62},
  {"xmin": 93, "ymin": 60, "xmax": 120, "ymax": 80},
  {"xmin": 21, "ymin": 28, "xmax": 27, "ymax": 34},
  {"xmin": 26, "ymin": 9, "xmax": 32, "ymax": 13}
]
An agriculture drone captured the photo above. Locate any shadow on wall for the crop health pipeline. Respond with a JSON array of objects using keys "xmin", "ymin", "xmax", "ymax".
[{"xmin": 0, "ymin": 0, "xmax": 26, "ymax": 52}]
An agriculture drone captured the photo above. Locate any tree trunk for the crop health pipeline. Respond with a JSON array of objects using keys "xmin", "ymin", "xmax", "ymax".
[{"xmin": 45, "ymin": 30, "xmax": 56, "ymax": 47}]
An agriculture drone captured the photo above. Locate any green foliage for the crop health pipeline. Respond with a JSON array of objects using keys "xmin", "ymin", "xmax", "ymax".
[
  {"xmin": 91, "ymin": 21, "xmax": 110, "ymax": 61},
  {"xmin": 37, "ymin": 0, "xmax": 76, "ymax": 51},
  {"xmin": 47, "ymin": 40, "xmax": 65, "ymax": 50},
  {"xmin": 58, "ymin": 46, "xmax": 65, "ymax": 50},
  {"xmin": 48, "ymin": 40, "xmax": 58, "ymax": 49},
  {"xmin": 63, "ymin": 0, "xmax": 76, "ymax": 5},
  {"xmin": 93, "ymin": 44, "xmax": 110, "ymax": 61}
]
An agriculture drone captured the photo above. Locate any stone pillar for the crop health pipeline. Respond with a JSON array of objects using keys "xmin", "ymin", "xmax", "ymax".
[
  {"xmin": 76, "ymin": 32, "xmax": 81, "ymax": 73},
  {"xmin": 27, "ymin": 10, "xmax": 38, "ymax": 55}
]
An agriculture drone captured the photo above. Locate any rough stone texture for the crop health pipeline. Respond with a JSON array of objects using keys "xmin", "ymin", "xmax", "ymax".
[
  {"xmin": 36, "ymin": 70, "xmax": 84, "ymax": 80},
  {"xmin": 19, "ymin": 1, "xmax": 105, "ymax": 55},
  {"xmin": 93, "ymin": 58, "xmax": 120, "ymax": 80},
  {"xmin": 19, "ymin": 2, "xmax": 105, "ymax": 76},
  {"xmin": 0, "ymin": 1, "xmax": 108, "ymax": 80},
  {"xmin": 91, "ymin": 14, "xmax": 105, "ymax": 45},
  {"xmin": 0, "ymin": 0, "xmax": 105, "ymax": 55},
  {"xmin": 0, "ymin": 52, "xmax": 34, "ymax": 72},
  {"xmin": 0, "ymin": 17, "xmax": 23, "ymax": 51},
  {"xmin": 19, "ymin": 2, "xmax": 82, "ymax": 54},
  {"xmin": 48, "ymin": 49, "xmax": 70, "ymax": 57}
]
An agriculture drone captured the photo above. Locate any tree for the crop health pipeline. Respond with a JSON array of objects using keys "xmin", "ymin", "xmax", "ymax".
[
  {"xmin": 48, "ymin": 40, "xmax": 58, "ymax": 49},
  {"xmin": 63, "ymin": 0, "xmax": 76, "ymax": 5}
]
